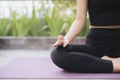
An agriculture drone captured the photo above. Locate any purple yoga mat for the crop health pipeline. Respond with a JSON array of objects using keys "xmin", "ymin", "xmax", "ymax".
[{"xmin": 0, "ymin": 57, "xmax": 119, "ymax": 79}]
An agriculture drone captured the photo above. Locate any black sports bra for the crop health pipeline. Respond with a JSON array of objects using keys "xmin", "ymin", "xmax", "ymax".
[{"xmin": 88, "ymin": 0, "xmax": 120, "ymax": 26}]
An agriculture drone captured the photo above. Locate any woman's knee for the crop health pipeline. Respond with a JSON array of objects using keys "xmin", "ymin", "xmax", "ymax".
[
  {"xmin": 51, "ymin": 46, "xmax": 66, "ymax": 57},
  {"xmin": 50, "ymin": 46, "xmax": 70, "ymax": 69}
]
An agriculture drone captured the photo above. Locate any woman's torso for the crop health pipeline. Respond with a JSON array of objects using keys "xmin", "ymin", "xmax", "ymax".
[
  {"xmin": 88, "ymin": 0, "xmax": 120, "ymax": 29},
  {"xmin": 90, "ymin": 25, "xmax": 120, "ymax": 29}
]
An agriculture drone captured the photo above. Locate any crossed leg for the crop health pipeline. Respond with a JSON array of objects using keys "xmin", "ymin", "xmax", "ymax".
[{"xmin": 51, "ymin": 45, "xmax": 113, "ymax": 73}]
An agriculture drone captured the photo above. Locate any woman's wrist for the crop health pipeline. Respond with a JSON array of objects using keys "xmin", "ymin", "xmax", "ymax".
[
  {"xmin": 64, "ymin": 35, "xmax": 74, "ymax": 44},
  {"xmin": 64, "ymin": 37, "xmax": 70, "ymax": 44}
]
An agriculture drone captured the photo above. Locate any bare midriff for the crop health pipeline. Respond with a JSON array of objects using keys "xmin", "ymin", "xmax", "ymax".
[{"xmin": 90, "ymin": 25, "xmax": 120, "ymax": 29}]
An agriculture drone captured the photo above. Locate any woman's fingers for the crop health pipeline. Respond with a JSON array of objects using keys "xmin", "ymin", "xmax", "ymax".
[
  {"xmin": 52, "ymin": 35, "xmax": 69, "ymax": 47},
  {"xmin": 63, "ymin": 38, "xmax": 69, "ymax": 47},
  {"xmin": 52, "ymin": 35, "xmax": 64, "ymax": 47},
  {"xmin": 52, "ymin": 39, "xmax": 64, "ymax": 47},
  {"xmin": 57, "ymin": 35, "xmax": 64, "ymax": 40},
  {"xmin": 52, "ymin": 41, "xmax": 59, "ymax": 47},
  {"xmin": 63, "ymin": 43, "xmax": 68, "ymax": 47}
]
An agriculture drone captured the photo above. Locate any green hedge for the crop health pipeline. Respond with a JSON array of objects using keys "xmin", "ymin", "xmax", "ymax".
[{"xmin": 0, "ymin": 1, "xmax": 89, "ymax": 37}]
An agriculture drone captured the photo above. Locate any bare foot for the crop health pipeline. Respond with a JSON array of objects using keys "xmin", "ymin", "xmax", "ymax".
[
  {"xmin": 101, "ymin": 56, "xmax": 115, "ymax": 61},
  {"xmin": 112, "ymin": 58, "xmax": 120, "ymax": 72},
  {"xmin": 101, "ymin": 56, "xmax": 120, "ymax": 72}
]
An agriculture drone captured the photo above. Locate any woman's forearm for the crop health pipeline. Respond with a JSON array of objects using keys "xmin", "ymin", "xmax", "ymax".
[
  {"xmin": 64, "ymin": 18, "xmax": 86, "ymax": 43},
  {"xmin": 53, "ymin": 0, "xmax": 87, "ymax": 47}
]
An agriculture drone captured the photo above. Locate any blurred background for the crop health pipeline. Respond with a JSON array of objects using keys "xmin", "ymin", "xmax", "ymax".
[
  {"xmin": 0, "ymin": 1, "xmax": 90, "ymax": 79},
  {"xmin": 0, "ymin": 0, "xmax": 89, "ymax": 37}
]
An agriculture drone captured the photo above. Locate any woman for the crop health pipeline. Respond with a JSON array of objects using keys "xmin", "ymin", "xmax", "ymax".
[{"xmin": 51, "ymin": 0, "xmax": 120, "ymax": 73}]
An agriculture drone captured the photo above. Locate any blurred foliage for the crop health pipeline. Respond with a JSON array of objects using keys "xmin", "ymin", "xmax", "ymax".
[
  {"xmin": 0, "ymin": 19, "xmax": 11, "ymax": 36},
  {"xmin": 0, "ymin": 0, "xmax": 89, "ymax": 37}
]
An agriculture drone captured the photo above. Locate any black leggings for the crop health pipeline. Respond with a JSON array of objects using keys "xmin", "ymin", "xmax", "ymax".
[{"xmin": 51, "ymin": 28, "xmax": 120, "ymax": 73}]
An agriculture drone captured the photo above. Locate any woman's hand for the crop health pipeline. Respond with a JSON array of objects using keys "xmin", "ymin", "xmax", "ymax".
[{"xmin": 52, "ymin": 35, "xmax": 69, "ymax": 47}]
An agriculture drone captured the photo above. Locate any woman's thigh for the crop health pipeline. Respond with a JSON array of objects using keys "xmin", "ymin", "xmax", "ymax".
[
  {"xmin": 58, "ymin": 44, "xmax": 107, "ymax": 58},
  {"xmin": 109, "ymin": 47, "xmax": 120, "ymax": 58}
]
